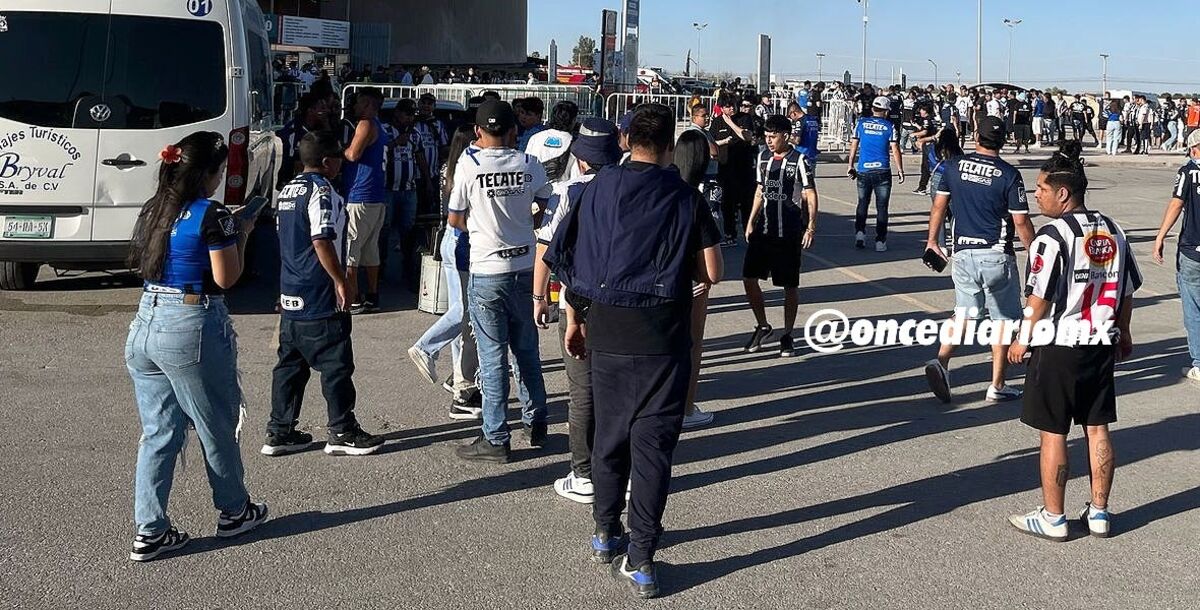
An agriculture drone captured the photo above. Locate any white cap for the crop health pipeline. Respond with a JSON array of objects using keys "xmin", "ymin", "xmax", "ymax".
[
  {"xmin": 1187, "ymin": 129, "xmax": 1200, "ymax": 150},
  {"xmin": 872, "ymin": 96, "xmax": 891, "ymax": 110}
]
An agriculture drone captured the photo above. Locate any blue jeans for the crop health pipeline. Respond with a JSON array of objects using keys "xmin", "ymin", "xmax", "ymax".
[
  {"xmin": 1165, "ymin": 120, "xmax": 1181, "ymax": 150},
  {"xmin": 1179, "ymin": 254, "xmax": 1200, "ymax": 368},
  {"xmin": 468, "ymin": 270, "xmax": 546, "ymax": 445},
  {"xmin": 126, "ymin": 293, "xmax": 249, "ymax": 535},
  {"xmin": 1106, "ymin": 121, "xmax": 1122, "ymax": 155},
  {"xmin": 414, "ymin": 231, "xmax": 464, "ymax": 364},
  {"xmin": 855, "ymin": 169, "xmax": 892, "ymax": 243}
]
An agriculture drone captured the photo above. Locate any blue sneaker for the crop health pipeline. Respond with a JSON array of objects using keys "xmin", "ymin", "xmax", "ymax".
[
  {"xmin": 1008, "ymin": 506, "xmax": 1068, "ymax": 542},
  {"xmin": 590, "ymin": 528, "xmax": 627, "ymax": 564},
  {"xmin": 610, "ymin": 554, "xmax": 660, "ymax": 599}
]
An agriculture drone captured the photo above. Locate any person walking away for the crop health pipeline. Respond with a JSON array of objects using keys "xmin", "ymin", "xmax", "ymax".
[
  {"xmin": 1104, "ymin": 100, "xmax": 1123, "ymax": 156},
  {"xmin": 847, "ymin": 96, "xmax": 905, "ymax": 252},
  {"xmin": 406, "ymin": 124, "xmax": 484, "ymax": 419},
  {"xmin": 1152, "ymin": 130, "xmax": 1200, "ymax": 382},
  {"xmin": 447, "ymin": 100, "xmax": 553, "ymax": 463},
  {"xmin": 267, "ymin": 131, "xmax": 384, "ymax": 457},
  {"xmin": 544, "ymin": 104, "xmax": 723, "ymax": 598},
  {"xmin": 1006, "ymin": 142, "xmax": 1141, "ymax": 541},
  {"xmin": 741, "ymin": 115, "xmax": 819, "ymax": 355},
  {"xmin": 125, "ymin": 132, "xmax": 267, "ymax": 561},
  {"xmin": 923, "ymin": 116, "xmax": 1035, "ymax": 403},
  {"xmin": 342, "ymin": 87, "xmax": 391, "ymax": 313},
  {"xmin": 533, "ymin": 118, "xmax": 622, "ymax": 501}
]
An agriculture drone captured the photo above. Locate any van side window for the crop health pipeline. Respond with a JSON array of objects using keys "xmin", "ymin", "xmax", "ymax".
[
  {"xmin": 0, "ymin": 12, "xmax": 107, "ymax": 128},
  {"xmin": 245, "ymin": 27, "xmax": 274, "ymax": 126}
]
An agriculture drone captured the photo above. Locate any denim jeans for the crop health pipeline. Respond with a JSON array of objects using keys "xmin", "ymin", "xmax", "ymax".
[
  {"xmin": 1106, "ymin": 121, "xmax": 1122, "ymax": 155},
  {"xmin": 269, "ymin": 314, "xmax": 358, "ymax": 435},
  {"xmin": 855, "ymin": 169, "xmax": 893, "ymax": 243},
  {"xmin": 414, "ymin": 232, "xmax": 466, "ymax": 364},
  {"xmin": 381, "ymin": 189, "xmax": 418, "ymax": 270},
  {"xmin": 468, "ymin": 270, "xmax": 546, "ymax": 445},
  {"xmin": 1164, "ymin": 120, "xmax": 1181, "ymax": 150},
  {"xmin": 126, "ymin": 293, "xmax": 249, "ymax": 535},
  {"xmin": 1178, "ymin": 254, "xmax": 1200, "ymax": 368}
]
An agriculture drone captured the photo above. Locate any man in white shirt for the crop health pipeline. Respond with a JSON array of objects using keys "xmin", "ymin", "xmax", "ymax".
[
  {"xmin": 448, "ymin": 100, "xmax": 553, "ymax": 463},
  {"xmin": 524, "ymin": 101, "xmax": 580, "ymax": 184}
]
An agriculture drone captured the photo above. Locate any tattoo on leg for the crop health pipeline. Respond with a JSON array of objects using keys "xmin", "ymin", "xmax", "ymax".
[
  {"xmin": 1095, "ymin": 439, "xmax": 1114, "ymax": 504},
  {"xmin": 1055, "ymin": 464, "xmax": 1069, "ymax": 488}
]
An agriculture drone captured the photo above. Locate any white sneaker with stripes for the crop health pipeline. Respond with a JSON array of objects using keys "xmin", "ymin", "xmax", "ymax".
[
  {"xmin": 1079, "ymin": 503, "xmax": 1111, "ymax": 538},
  {"xmin": 1008, "ymin": 506, "xmax": 1068, "ymax": 542}
]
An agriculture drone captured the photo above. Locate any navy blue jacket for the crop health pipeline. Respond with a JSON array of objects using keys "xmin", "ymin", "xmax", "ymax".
[{"xmin": 545, "ymin": 162, "xmax": 697, "ymax": 307}]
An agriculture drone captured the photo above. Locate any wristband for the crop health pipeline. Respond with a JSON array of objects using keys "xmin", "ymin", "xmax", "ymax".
[{"xmin": 532, "ymin": 294, "xmax": 546, "ymax": 302}]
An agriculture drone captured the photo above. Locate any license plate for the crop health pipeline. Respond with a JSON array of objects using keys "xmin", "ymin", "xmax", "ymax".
[{"xmin": 2, "ymin": 216, "xmax": 53, "ymax": 239}]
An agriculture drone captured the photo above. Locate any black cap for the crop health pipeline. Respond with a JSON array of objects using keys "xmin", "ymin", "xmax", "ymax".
[
  {"xmin": 976, "ymin": 116, "xmax": 1007, "ymax": 150},
  {"xmin": 476, "ymin": 99, "xmax": 516, "ymax": 131}
]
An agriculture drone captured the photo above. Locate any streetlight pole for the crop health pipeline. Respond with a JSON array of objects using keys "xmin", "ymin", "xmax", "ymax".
[
  {"xmin": 1100, "ymin": 53, "xmax": 1109, "ymax": 97},
  {"xmin": 816, "ymin": 52, "xmax": 826, "ymax": 82},
  {"xmin": 860, "ymin": 0, "xmax": 869, "ymax": 85},
  {"xmin": 1003, "ymin": 18, "xmax": 1022, "ymax": 83},
  {"xmin": 928, "ymin": 59, "xmax": 938, "ymax": 87},
  {"xmin": 692, "ymin": 22, "xmax": 707, "ymax": 75},
  {"xmin": 976, "ymin": 0, "xmax": 982, "ymax": 84},
  {"xmin": 956, "ymin": 70, "xmax": 962, "ymax": 86}
]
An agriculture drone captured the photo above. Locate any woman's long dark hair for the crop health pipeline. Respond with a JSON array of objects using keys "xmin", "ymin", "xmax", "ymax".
[
  {"xmin": 673, "ymin": 129, "xmax": 710, "ymax": 188},
  {"xmin": 443, "ymin": 123, "xmax": 477, "ymax": 198},
  {"xmin": 934, "ymin": 128, "xmax": 964, "ymax": 162},
  {"xmin": 128, "ymin": 132, "xmax": 229, "ymax": 281}
]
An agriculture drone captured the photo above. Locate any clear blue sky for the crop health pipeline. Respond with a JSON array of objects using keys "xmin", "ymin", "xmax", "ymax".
[{"xmin": 528, "ymin": 0, "xmax": 1200, "ymax": 93}]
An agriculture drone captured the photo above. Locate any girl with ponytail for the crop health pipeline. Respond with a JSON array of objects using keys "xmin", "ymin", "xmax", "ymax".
[{"xmin": 124, "ymin": 131, "xmax": 267, "ymax": 562}]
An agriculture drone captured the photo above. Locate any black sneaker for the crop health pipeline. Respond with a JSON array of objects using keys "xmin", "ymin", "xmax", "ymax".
[
  {"xmin": 348, "ymin": 302, "xmax": 367, "ymax": 315},
  {"xmin": 441, "ymin": 375, "xmax": 455, "ymax": 394},
  {"xmin": 591, "ymin": 527, "xmax": 628, "ymax": 564},
  {"xmin": 456, "ymin": 435, "xmax": 510, "ymax": 463},
  {"xmin": 779, "ymin": 334, "xmax": 797, "ymax": 357},
  {"xmin": 324, "ymin": 426, "xmax": 384, "ymax": 456},
  {"xmin": 216, "ymin": 501, "xmax": 269, "ymax": 538},
  {"xmin": 129, "ymin": 527, "xmax": 189, "ymax": 562},
  {"xmin": 363, "ymin": 294, "xmax": 380, "ymax": 313},
  {"xmin": 912, "ymin": 188, "xmax": 928, "ymax": 195},
  {"xmin": 610, "ymin": 554, "xmax": 660, "ymax": 599},
  {"xmin": 744, "ymin": 324, "xmax": 773, "ymax": 353},
  {"xmin": 523, "ymin": 421, "xmax": 548, "ymax": 448},
  {"xmin": 260, "ymin": 430, "xmax": 314, "ymax": 456},
  {"xmin": 449, "ymin": 394, "xmax": 483, "ymax": 420}
]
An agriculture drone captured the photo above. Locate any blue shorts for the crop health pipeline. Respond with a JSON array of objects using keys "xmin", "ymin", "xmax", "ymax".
[{"xmin": 950, "ymin": 249, "xmax": 1022, "ymax": 321}]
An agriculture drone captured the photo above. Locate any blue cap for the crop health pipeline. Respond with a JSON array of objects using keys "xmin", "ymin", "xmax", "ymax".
[
  {"xmin": 618, "ymin": 111, "xmax": 634, "ymax": 133},
  {"xmin": 571, "ymin": 118, "xmax": 622, "ymax": 166}
]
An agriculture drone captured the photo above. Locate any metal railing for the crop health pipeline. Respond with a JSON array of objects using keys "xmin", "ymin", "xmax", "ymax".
[{"xmin": 338, "ymin": 83, "xmax": 604, "ymax": 119}]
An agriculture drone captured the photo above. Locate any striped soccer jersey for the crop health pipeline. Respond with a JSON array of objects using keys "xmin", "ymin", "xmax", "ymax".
[{"xmin": 754, "ymin": 147, "xmax": 814, "ymax": 238}]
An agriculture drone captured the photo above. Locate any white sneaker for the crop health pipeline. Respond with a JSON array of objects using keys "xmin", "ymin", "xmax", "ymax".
[
  {"xmin": 986, "ymin": 384, "xmax": 1022, "ymax": 402},
  {"xmin": 682, "ymin": 407, "xmax": 715, "ymax": 430},
  {"xmin": 855, "ymin": 231, "xmax": 866, "ymax": 249},
  {"xmin": 1008, "ymin": 506, "xmax": 1068, "ymax": 542},
  {"xmin": 407, "ymin": 345, "xmax": 437, "ymax": 385},
  {"xmin": 1078, "ymin": 503, "xmax": 1111, "ymax": 538},
  {"xmin": 1183, "ymin": 366, "xmax": 1200, "ymax": 383},
  {"xmin": 875, "ymin": 240, "xmax": 887, "ymax": 252},
  {"xmin": 923, "ymin": 359, "xmax": 952, "ymax": 403},
  {"xmin": 553, "ymin": 472, "xmax": 595, "ymax": 504}
]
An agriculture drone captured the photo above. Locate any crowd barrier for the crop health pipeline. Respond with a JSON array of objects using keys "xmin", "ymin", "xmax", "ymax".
[{"xmin": 339, "ymin": 84, "xmax": 604, "ymax": 119}]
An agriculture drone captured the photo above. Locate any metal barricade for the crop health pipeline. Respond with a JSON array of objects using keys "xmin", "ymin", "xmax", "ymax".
[
  {"xmin": 820, "ymin": 99, "xmax": 856, "ymax": 152},
  {"xmin": 603, "ymin": 92, "xmax": 717, "ymax": 128},
  {"xmin": 470, "ymin": 84, "xmax": 604, "ymax": 118},
  {"xmin": 339, "ymin": 84, "xmax": 475, "ymax": 118}
]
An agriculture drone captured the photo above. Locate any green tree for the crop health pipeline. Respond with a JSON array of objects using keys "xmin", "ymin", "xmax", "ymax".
[{"xmin": 572, "ymin": 36, "xmax": 596, "ymax": 68}]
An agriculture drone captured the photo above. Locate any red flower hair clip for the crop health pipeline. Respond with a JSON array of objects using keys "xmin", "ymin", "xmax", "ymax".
[{"xmin": 159, "ymin": 144, "xmax": 183, "ymax": 165}]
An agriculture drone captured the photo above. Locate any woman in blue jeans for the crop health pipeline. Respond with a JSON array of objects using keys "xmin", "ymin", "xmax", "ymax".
[{"xmin": 124, "ymin": 132, "xmax": 267, "ymax": 562}]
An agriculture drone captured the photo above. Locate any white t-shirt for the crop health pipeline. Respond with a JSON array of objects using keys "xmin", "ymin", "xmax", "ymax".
[
  {"xmin": 524, "ymin": 128, "xmax": 574, "ymax": 167},
  {"xmin": 986, "ymin": 99, "xmax": 1002, "ymax": 118},
  {"xmin": 449, "ymin": 147, "xmax": 552, "ymax": 274}
]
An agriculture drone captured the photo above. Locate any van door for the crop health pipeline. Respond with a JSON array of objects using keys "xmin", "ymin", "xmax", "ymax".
[
  {"xmin": 0, "ymin": 4, "xmax": 109, "ymax": 242},
  {"xmin": 92, "ymin": 0, "xmax": 232, "ymax": 241}
]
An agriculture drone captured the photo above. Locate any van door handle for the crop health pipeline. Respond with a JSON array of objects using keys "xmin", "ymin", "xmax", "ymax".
[{"xmin": 102, "ymin": 158, "xmax": 146, "ymax": 168}]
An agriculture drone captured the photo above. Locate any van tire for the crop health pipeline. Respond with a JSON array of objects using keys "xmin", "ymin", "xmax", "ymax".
[{"xmin": 0, "ymin": 262, "xmax": 40, "ymax": 290}]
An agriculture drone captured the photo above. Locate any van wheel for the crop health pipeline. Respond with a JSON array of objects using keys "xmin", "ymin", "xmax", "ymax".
[{"xmin": 0, "ymin": 261, "xmax": 40, "ymax": 290}]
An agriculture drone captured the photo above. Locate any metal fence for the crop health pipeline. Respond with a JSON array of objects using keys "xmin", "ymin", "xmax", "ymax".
[
  {"xmin": 338, "ymin": 83, "xmax": 603, "ymax": 119},
  {"xmin": 820, "ymin": 99, "xmax": 857, "ymax": 151}
]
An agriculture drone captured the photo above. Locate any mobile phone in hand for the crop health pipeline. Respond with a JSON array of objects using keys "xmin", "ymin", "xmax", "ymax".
[{"xmin": 922, "ymin": 247, "xmax": 948, "ymax": 273}]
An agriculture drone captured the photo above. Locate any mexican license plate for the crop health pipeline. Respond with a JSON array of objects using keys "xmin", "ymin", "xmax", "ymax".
[{"xmin": 2, "ymin": 216, "xmax": 53, "ymax": 239}]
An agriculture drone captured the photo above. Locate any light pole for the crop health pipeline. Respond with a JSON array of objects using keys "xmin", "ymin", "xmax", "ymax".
[
  {"xmin": 956, "ymin": 70, "xmax": 962, "ymax": 86},
  {"xmin": 816, "ymin": 52, "xmax": 826, "ymax": 82},
  {"xmin": 976, "ymin": 0, "xmax": 983, "ymax": 84},
  {"xmin": 859, "ymin": 0, "xmax": 869, "ymax": 85},
  {"xmin": 928, "ymin": 59, "xmax": 938, "ymax": 87},
  {"xmin": 692, "ymin": 22, "xmax": 707, "ymax": 75},
  {"xmin": 1100, "ymin": 53, "xmax": 1109, "ymax": 97},
  {"xmin": 1003, "ymin": 18, "xmax": 1022, "ymax": 83}
]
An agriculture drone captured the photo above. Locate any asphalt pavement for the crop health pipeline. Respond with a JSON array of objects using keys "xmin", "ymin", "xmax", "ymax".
[{"xmin": 1, "ymin": 154, "xmax": 1198, "ymax": 609}]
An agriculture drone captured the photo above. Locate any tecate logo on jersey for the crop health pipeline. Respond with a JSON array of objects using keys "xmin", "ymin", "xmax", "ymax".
[{"xmin": 1085, "ymin": 232, "xmax": 1117, "ymax": 265}]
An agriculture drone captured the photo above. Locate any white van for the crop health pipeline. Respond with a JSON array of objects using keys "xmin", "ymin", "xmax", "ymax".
[{"xmin": 0, "ymin": 0, "xmax": 279, "ymax": 289}]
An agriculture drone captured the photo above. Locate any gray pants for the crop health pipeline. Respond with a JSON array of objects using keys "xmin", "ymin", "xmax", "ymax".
[{"xmin": 558, "ymin": 315, "xmax": 594, "ymax": 478}]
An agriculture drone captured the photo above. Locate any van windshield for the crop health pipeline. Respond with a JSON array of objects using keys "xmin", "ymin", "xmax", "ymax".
[{"xmin": 0, "ymin": 11, "xmax": 226, "ymax": 129}]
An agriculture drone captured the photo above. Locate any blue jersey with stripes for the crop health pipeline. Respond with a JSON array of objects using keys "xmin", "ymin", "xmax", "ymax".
[{"xmin": 150, "ymin": 198, "xmax": 238, "ymax": 294}]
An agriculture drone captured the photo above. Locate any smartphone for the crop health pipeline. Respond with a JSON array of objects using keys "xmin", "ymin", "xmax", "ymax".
[
  {"xmin": 238, "ymin": 196, "xmax": 269, "ymax": 221},
  {"xmin": 922, "ymin": 247, "xmax": 948, "ymax": 273}
]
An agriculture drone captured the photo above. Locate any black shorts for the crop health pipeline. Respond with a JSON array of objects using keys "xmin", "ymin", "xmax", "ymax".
[
  {"xmin": 742, "ymin": 233, "xmax": 803, "ymax": 287},
  {"xmin": 1021, "ymin": 344, "xmax": 1117, "ymax": 435}
]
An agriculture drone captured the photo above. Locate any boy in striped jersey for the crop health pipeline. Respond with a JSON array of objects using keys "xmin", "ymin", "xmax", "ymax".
[
  {"xmin": 742, "ymin": 115, "xmax": 819, "ymax": 357},
  {"xmin": 1006, "ymin": 142, "xmax": 1141, "ymax": 541},
  {"xmin": 381, "ymin": 99, "xmax": 428, "ymax": 272}
]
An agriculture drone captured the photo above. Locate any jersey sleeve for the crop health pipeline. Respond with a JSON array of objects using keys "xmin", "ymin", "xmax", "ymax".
[
  {"xmin": 1173, "ymin": 166, "xmax": 1190, "ymax": 199},
  {"xmin": 200, "ymin": 203, "xmax": 239, "ymax": 250},
  {"xmin": 1025, "ymin": 234, "xmax": 1063, "ymax": 300},
  {"xmin": 529, "ymin": 158, "xmax": 552, "ymax": 200},
  {"xmin": 852, "ymin": 119, "xmax": 862, "ymax": 141},
  {"xmin": 1122, "ymin": 242, "xmax": 1143, "ymax": 298},
  {"xmin": 308, "ymin": 184, "xmax": 338, "ymax": 241},
  {"xmin": 693, "ymin": 192, "xmax": 723, "ymax": 250},
  {"xmin": 755, "ymin": 151, "xmax": 766, "ymax": 184},
  {"xmin": 796, "ymin": 155, "xmax": 815, "ymax": 190},
  {"xmin": 1008, "ymin": 172, "xmax": 1030, "ymax": 214},
  {"xmin": 447, "ymin": 162, "xmax": 471, "ymax": 213},
  {"xmin": 887, "ymin": 123, "xmax": 898, "ymax": 143}
]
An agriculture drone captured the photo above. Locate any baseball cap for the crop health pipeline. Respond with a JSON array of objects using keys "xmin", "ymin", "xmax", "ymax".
[
  {"xmin": 1187, "ymin": 129, "xmax": 1200, "ymax": 150},
  {"xmin": 571, "ymin": 118, "xmax": 622, "ymax": 166},
  {"xmin": 618, "ymin": 111, "xmax": 635, "ymax": 133},
  {"xmin": 976, "ymin": 116, "xmax": 1007, "ymax": 150},
  {"xmin": 872, "ymin": 96, "xmax": 891, "ymax": 110},
  {"xmin": 476, "ymin": 99, "xmax": 516, "ymax": 131}
]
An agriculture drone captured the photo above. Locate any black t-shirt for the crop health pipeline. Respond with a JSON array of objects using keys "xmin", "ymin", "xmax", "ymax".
[
  {"xmin": 805, "ymin": 95, "xmax": 824, "ymax": 119},
  {"xmin": 857, "ymin": 93, "xmax": 874, "ymax": 118},
  {"xmin": 1013, "ymin": 100, "xmax": 1033, "ymax": 125},
  {"xmin": 1043, "ymin": 99, "xmax": 1058, "ymax": 119},
  {"xmin": 709, "ymin": 112, "xmax": 757, "ymax": 179},
  {"xmin": 587, "ymin": 186, "xmax": 722, "ymax": 355},
  {"xmin": 1070, "ymin": 101, "xmax": 1087, "ymax": 119}
]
